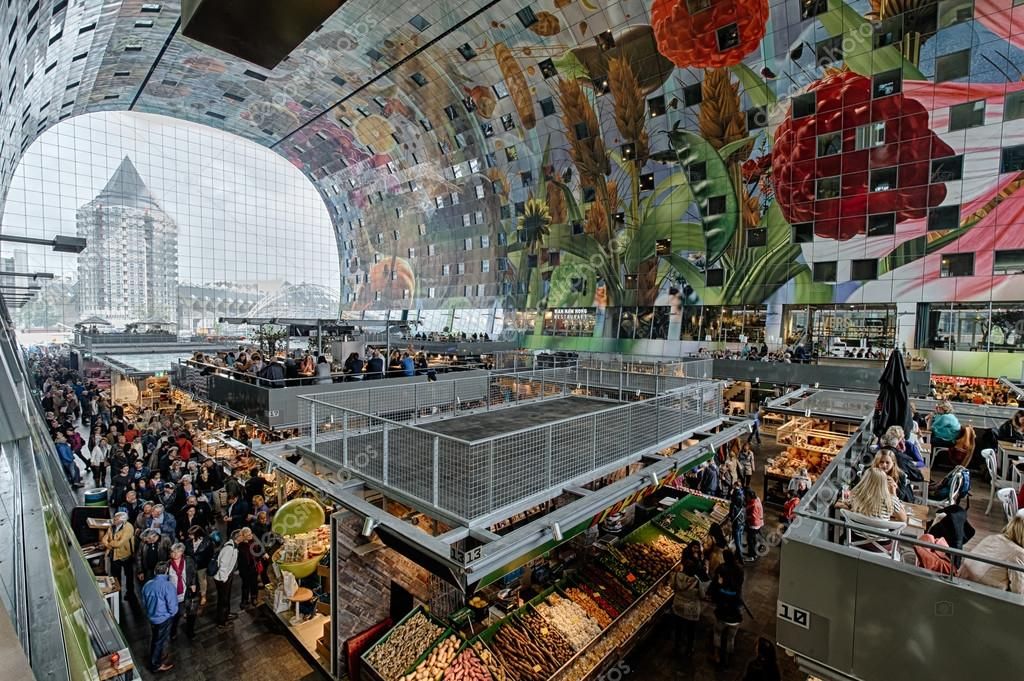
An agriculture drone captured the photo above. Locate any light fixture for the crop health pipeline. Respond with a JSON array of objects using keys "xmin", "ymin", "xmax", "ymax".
[
  {"xmin": 551, "ymin": 522, "xmax": 563, "ymax": 541},
  {"xmin": 361, "ymin": 516, "xmax": 378, "ymax": 537},
  {"xmin": 0, "ymin": 234, "xmax": 87, "ymax": 253},
  {"xmin": 647, "ymin": 471, "xmax": 659, "ymax": 487}
]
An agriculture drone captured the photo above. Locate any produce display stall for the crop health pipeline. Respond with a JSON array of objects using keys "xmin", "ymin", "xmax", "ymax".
[{"xmin": 356, "ymin": 494, "xmax": 726, "ymax": 681}]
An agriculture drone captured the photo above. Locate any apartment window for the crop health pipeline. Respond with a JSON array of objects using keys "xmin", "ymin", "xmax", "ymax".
[
  {"xmin": 497, "ymin": 231, "xmax": 507, "ymax": 246},
  {"xmin": 938, "ymin": 0, "xmax": 974, "ymax": 26},
  {"xmin": 706, "ymin": 269, "xmax": 725, "ymax": 287},
  {"xmin": 994, "ymin": 249, "xmax": 1024, "ymax": 275},
  {"xmin": 949, "ymin": 100, "xmax": 985, "ymax": 131},
  {"xmin": 940, "ymin": 253, "xmax": 974, "ymax": 277},
  {"xmin": 748, "ymin": 228, "xmax": 767, "ymax": 247},
  {"xmin": 792, "ymin": 92, "xmax": 816, "ymax": 118},
  {"xmin": 855, "ymin": 122, "xmax": 885, "ymax": 150},
  {"xmin": 682, "ymin": 83, "xmax": 702, "ymax": 107},
  {"xmin": 475, "ymin": 184, "xmax": 485, "ymax": 199},
  {"xmin": 418, "ymin": 223, "xmax": 427, "ymax": 235},
  {"xmin": 816, "ymin": 176, "xmax": 841, "ymax": 199},
  {"xmin": 392, "ymin": 230, "xmax": 400, "ymax": 240},
  {"xmin": 868, "ymin": 213, "xmax": 896, "ymax": 236},
  {"xmin": 851, "ymin": 259, "xmax": 878, "ymax": 280},
  {"xmin": 428, "ymin": 287, "xmax": 436, "ymax": 298},
  {"xmin": 707, "ymin": 195, "xmax": 727, "ymax": 215},
  {"xmin": 813, "ymin": 261, "xmax": 838, "ymax": 282},
  {"xmin": 455, "ymin": 263, "xmax": 464, "ymax": 276},
  {"xmin": 817, "ymin": 132, "xmax": 842, "ymax": 156},
  {"xmin": 1001, "ymin": 144, "xmax": 1024, "ymax": 173},
  {"xmin": 481, "ymin": 260, "xmax": 490, "ymax": 273},
  {"xmin": 451, "ymin": 192, "xmax": 461, "ymax": 205},
  {"xmin": 408, "ymin": 248, "xmax": 416, "ymax": 258},
  {"xmin": 792, "ymin": 222, "xmax": 814, "ymax": 243},
  {"xmin": 870, "ymin": 167, "xmax": 897, "ymax": 192},
  {"xmin": 462, "ymin": 213, "xmax": 472, "ymax": 227},
  {"xmin": 872, "ymin": 69, "xmax": 902, "ymax": 98},
  {"xmin": 688, "ymin": 162, "xmax": 707, "ymax": 183},
  {"xmin": 935, "ymin": 49, "xmax": 970, "ymax": 83},
  {"xmin": 928, "ymin": 204, "xmax": 960, "ymax": 231},
  {"xmin": 442, "ymin": 264, "xmax": 451, "ymax": 275},
  {"xmin": 480, "ymin": 234, "xmax": 490, "ymax": 248},
  {"xmin": 716, "ymin": 24, "xmax": 740, "ymax": 51},
  {"xmin": 931, "ymin": 155, "xmax": 963, "ymax": 182},
  {"xmin": 464, "ymin": 237, "xmax": 473, "ymax": 250},
  {"xmin": 427, "ymin": 244, "xmax": 436, "ymax": 256},
  {"xmin": 497, "ymin": 257, "xmax": 508, "ymax": 272},
  {"xmin": 435, "ymin": 196, "xmax": 444, "ymax": 209},
  {"xmin": 1005, "ymin": 91, "xmax": 1024, "ymax": 122},
  {"xmin": 376, "ymin": 233, "xmax": 384, "ymax": 244},
  {"xmin": 476, "ymin": 284, "xmax": 487, "ymax": 297}
]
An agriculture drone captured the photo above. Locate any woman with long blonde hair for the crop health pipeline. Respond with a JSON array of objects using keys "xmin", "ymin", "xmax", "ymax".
[
  {"xmin": 959, "ymin": 511, "xmax": 1024, "ymax": 594},
  {"xmin": 848, "ymin": 468, "xmax": 907, "ymax": 522}
]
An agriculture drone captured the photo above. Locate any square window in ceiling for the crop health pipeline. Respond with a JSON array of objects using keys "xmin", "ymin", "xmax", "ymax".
[
  {"xmin": 931, "ymin": 155, "xmax": 963, "ymax": 182},
  {"xmin": 1002, "ymin": 144, "xmax": 1024, "ymax": 172},
  {"xmin": 687, "ymin": 0, "xmax": 713, "ymax": 10},
  {"xmin": 457, "ymin": 43, "xmax": 477, "ymax": 60},
  {"xmin": 141, "ymin": 3, "xmax": 161, "ymax": 11},
  {"xmin": 410, "ymin": 72, "xmax": 428, "ymax": 87},
  {"xmin": 682, "ymin": 83, "xmax": 703, "ymax": 107},
  {"xmin": 928, "ymin": 204, "xmax": 960, "ymax": 230},
  {"xmin": 596, "ymin": 31, "xmax": 615, "ymax": 50},
  {"xmin": 851, "ymin": 259, "xmax": 878, "ymax": 280},
  {"xmin": 816, "ymin": 35, "xmax": 843, "ymax": 66},
  {"xmin": 356, "ymin": 106, "xmax": 370, "ymax": 117},
  {"xmin": 792, "ymin": 92, "xmax": 816, "ymax": 118},
  {"xmin": 936, "ymin": 49, "xmax": 970, "ymax": 82},
  {"xmin": 515, "ymin": 201, "xmax": 526, "ymax": 215},
  {"xmin": 500, "ymin": 204, "xmax": 512, "ymax": 219},
  {"xmin": 444, "ymin": 104, "xmax": 459, "ymax": 120},
  {"xmin": 244, "ymin": 69, "xmax": 267, "ymax": 81},
  {"xmin": 505, "ymin": 145, "xmax": 518, "ymax": 161},
  {"xmin": 874, "ymin": 16, "xmax": 902, "ymax": 48},
  {"xmin": 331, "ymin": 75, "xmax": 346, "ymax": 88},
  {"xmin": 521, "ymin": 171, "xmax": 533, "ymax": 186},
  {"xmin": 493, "ymin": 81, "xmax": 510, "ymax": 99},
  {"xmin": 748, "ymin": 227, "xmax": 767, "ymax": 246},
  {"xmin": 707, "ymin": 195, "xmax": 727, "ymax": 215},
  {"xmin": 516, "ymin": 7, "xmax": 538, "ymax": 28},
  {"xmin": 366, "ymin": 48, "xmax": 384, "ymax": 62},
  {"xmin": 868, "ymin": 212, "xmax": 896, "ymax": 236},
  {"xmin": 593, "ymin": 76, "xmax": 610, "ymax": 94},
  {"xmin": 639, "ymin": 173, "xmax": 655, "ymax": 191},
  {"xmin": 582, "ymin": 186, "xmax": 596, "ymax": 202},
  {"xmin": 792, "ymin": 222, "xmax": 814, "ymax": 243},
  {"xmin": 706, "ymin": 268, "xmax": 725, "ymax": 287},
  {"xmin": 501, "ymin": 113, "xmax": 515, "ymax": 130},
  {"xmin": 816, "ymin": 175, "xmax": 841, "ymax": 199},
  {"xmin": 949, "ymin": 99, "xmax": 985, "ymax": 131},
  {"xmin": 801, "ymin": 0, "xmax": 827, "ymax": 19},
  {"xmin": 1005, "ymin": 91, "xmax": 1024, "ymax": 122},
  {"xmin": 656, "ymin": 238, "xmax": 672, "ymax": 255},
  {"xmin": 817, "ymin": 131, "xmax": 842, "ymax": 156},
  {"xmin": 716, "ymin": 24, "xmax": 740, "ymax": 51},
  {"xmin": 855, "ymin": 122, "xmax": 885, "ymax": 149},
  {"xmin": 481, "ymin": 122, "xmax": 494, "ymax": 137},
  {"xmin": 409, "ymin": 14, "xmax": 431, "ymax": 31},
  {"xmin": 622, "ymin": 143, "xmax": 636, "ymax": 160},
  {"xmin": 688, "ymin": 161, "xmax": 707, "ymax": 183},
  {"xmin": 870, "ymin": 167, "xmax": 897, "ymax": 192},
  {"xmin": 649, "ymin": 95, "xmax": 666, "ymax": 117},
  {"xmin": 571, "ymin": 220, "xmax": 584, "ymax": 235},
  {"xmin": 539, "ymin": 58, "xmax": 557, "ymax": 78},
  {"xmin": 746, "ymin": 107, "xmax": 766, "ymax": 130},
  {"xmin": 539, "ymin": 97, "xmax": 555, "ymax": 116},
  {"xmin": 940, "ymin": 252, "xmax": 974, "ymax": 277},
  {"xmin": 134, "ymin": 19, "xmax": 153, "ymax": 27},
  {"xmin": 574, "ymin": 122, "xmax": 590, "ymax": 140},
  {"xmin": 993, "ymin": 249, "xmax": 1024, "ymax": 275},
  {"xmin": 623, "ymin": 274, "xmax": 638, "ymax": 290},
  {"xmin": 420, "ymin": 118, "xmax": 432, "ymax": 131},
  {"xmin": 813, "ymin": 260, "xmax": 837, "ymax": 282},
  {"xmin": 873, "ymin": 69, "xmax": 902, "ymax": 97}
]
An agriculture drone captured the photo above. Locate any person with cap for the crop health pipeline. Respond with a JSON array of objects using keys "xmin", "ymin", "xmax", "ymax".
[
  {"xmin": 136, "ymin": 529, "xmax": 171, "ymax": 584},
  {"xmin": 104, "ymin": 511, "xmax": 137, "ymax": 607},
  {"xmin": 141, "ymin": 561, "xmax": 177, "ymax": 673}
]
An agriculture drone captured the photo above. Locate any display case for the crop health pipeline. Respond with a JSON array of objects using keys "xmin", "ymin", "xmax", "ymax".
[{"xmin": 765, "ymin": 418, "xmax": 845, "ymax": 504}]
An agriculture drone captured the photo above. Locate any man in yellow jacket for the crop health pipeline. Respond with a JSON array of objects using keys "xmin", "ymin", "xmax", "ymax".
[{"xmin": 103, "ymin": 511, "xmax": 137, "ymax": 607}]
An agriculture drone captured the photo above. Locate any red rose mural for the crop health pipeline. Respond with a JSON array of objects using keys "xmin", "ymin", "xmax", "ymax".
[{"xmin": 771, "ymin": 68, "xmax": 956, "ymax": 240}]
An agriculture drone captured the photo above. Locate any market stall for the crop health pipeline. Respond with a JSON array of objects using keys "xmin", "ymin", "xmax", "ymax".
[{"xmin": 765, "ymin": 417, "xmax": 845, "ymax": 504}]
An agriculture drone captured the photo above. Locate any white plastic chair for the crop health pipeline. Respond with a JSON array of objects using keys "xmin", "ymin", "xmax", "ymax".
[
  {"xmin": 981, "ymin": 448, "xmax": 1016, "ymax": 515},
  {"xmin": 839, "ymin": 509, "xmax": 908, "ymax": 559},
  {"xmin": 997, "ymin": 487, "xmax": 1019, "ymax": 522}
]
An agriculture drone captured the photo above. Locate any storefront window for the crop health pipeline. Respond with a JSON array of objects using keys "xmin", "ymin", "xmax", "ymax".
[
  {"xmin": 510, "ymin": 310, "xmax": 538, "ymax": 335},
  {"xmin": 924, "ymin": 302, "xmax": 1024, "ymax": 350},
  {"xmin": 783, "ymin": 304, "xmax": 896, "ymax": 354},
  {"xmin": 542, "ymin": 308, "xmax": 596, "ymax": 336}
]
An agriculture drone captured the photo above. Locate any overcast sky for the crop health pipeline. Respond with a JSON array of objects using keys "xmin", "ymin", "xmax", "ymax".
[{"xmin": 1, "ymin": 111, "xmax": 339, "ymax": 289}]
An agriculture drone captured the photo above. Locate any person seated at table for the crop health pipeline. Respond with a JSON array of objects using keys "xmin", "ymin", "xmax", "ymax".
[
  {"xmin": 870, "ymin": 449, "xmax": 915, "ymax": 503},
  {"xmin": 959, "ymin": 510, "xmax": 1024, "ymax": 595},
  {"xmin": 927, "ymin": 401, "xmax": 962, "ymax": 449},
  {"xmin": 841, "ymin": 467, "xmax": 908, "ymax": 522},
  {"xmin": 996, "ymin": 410, "xmax": 1024, "ymax": 444},
  {"xmin": 343, "ymin": 352, "xmax": 363, "ymax": 380}
]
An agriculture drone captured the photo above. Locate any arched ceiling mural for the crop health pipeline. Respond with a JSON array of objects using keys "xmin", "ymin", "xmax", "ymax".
[{"xmin": 3, "ymin": 0, "xmax": 1024, "ymax": 318}]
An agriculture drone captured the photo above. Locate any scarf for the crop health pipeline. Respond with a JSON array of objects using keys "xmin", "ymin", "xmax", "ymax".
[{"xmin": 170, "ymin": 558, "xmax": 186, "ymax": 599}]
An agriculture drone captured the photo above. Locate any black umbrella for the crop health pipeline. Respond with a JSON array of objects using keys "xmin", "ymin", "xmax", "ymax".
[{"xmin": 874, "ymin": 349, "xmax": 913, "ymax": 438}]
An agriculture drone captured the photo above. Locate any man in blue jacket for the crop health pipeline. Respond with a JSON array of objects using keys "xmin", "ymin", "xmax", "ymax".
[
  {"xmin": 55, "ymin": 433, "xmax": 83, "ymax": 488},
  {"xmin": 141, "ymin": 561, "xmax": 178, "ymax": 672}
]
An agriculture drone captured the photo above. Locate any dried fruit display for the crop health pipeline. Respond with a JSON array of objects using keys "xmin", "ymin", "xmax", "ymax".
[
  {"xmin": 535, "ymin": 594, "xmax": 603, "ymax": 650},
  {"xmin": 771, "ymin": 67, "xmax": 956, "ymax": 240},
  {"xmin": 400, "ymin": 635, "xmax": 460, "ymax": 681},
  {"xmin": 365, "ymin": 612, "xmax": 445, "ymax": 681},
  {"xmin": 579, "ymin": 565, "xmax": 633, "ymax": 610},
  {"xmin": 471, "ymin": 642, "xmax": 507, "ymax": 681},
  {"xmin": 444, "ymin": 648, "xmax": 494, "ymax": 681},
  {"xmin": 621, "ymin": 536, "xmax": 682, "ymax": 579},
  {"xmin": 563, "ymin": 588, "xmax": 613, "ymax": 628},
  {"xmin": 650, "ymin": 0, "xmax": 769, "ymax": 68}
]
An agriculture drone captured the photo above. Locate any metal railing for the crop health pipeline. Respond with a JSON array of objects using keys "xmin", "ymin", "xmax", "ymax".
[{"xmin": 301, "ymin": 376, "xmax": 724, "ymax": 522}]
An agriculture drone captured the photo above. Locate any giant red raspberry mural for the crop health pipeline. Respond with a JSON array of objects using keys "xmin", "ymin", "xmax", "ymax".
[
  {"xmin": 772, "ymin": 68, "xmax": 955, "ymax": 240},
  {"xmin": 651, "ymin": 0, "xmax": 769, "ymax": 68}
]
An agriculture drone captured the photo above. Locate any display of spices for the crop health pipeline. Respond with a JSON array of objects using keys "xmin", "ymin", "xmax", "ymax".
[
  {"xmin": 563, "ymin": 587, "xmax": 613, "ymax": 628},
  {"xmin": 534, "ymin": 594, "xmax": 603, "ymax": 650}
]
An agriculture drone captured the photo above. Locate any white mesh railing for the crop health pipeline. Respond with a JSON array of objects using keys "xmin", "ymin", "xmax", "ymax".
[{"xmin": 303, "ymin": 379, "xmax": 725, "ymax": 521}]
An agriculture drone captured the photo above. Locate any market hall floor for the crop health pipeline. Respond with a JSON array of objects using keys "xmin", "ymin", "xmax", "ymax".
[{"xmin": 416, "ymin": 395, "xmax": 614, "ymax": 441}]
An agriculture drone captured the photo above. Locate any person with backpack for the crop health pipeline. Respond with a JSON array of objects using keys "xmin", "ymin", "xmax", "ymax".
[
  {"xmin": 710, "ymin": 550, "xmax": 746, "ymax": 667},
  {"xmin": 212, "ymin": 530, "xmax": 240, "ymax": 628}
]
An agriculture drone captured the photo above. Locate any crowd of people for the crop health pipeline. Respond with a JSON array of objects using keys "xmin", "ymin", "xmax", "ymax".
[
  {"xmin": 695, "ymin": 343, "xmax": 813, "ymax": 363},
  {"xmin": 32, "ymin": 353, "xmax": 289, "ymax": 673}
]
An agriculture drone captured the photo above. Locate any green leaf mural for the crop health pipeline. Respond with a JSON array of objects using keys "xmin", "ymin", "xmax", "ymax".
[{"xmin": 819, "ymin": 0, "xmax": 925, "ymax": 80}]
